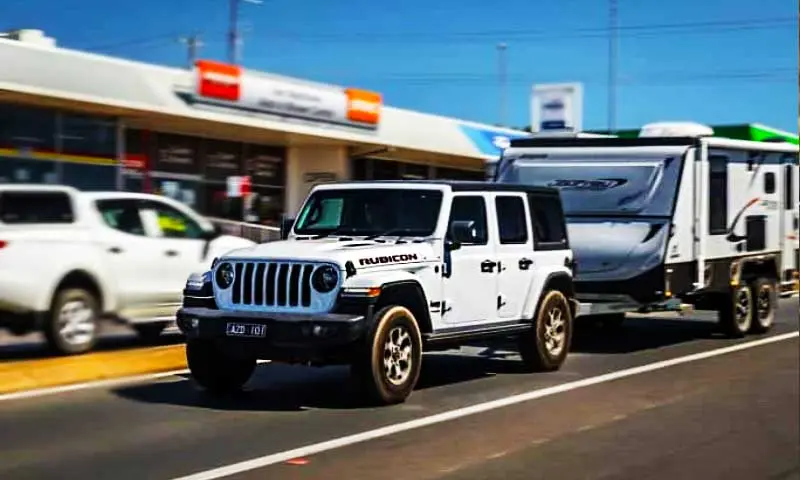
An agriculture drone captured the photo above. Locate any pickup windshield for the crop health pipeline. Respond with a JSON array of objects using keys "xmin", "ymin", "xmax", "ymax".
[{"xmin": 294, "ymin": 188, "xmax": 443, "ymax": 237}]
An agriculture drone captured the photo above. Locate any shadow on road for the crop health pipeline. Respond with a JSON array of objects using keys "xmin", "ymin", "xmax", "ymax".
[
  {"xmin": 111, "ymin": 352, "xmax": 528, "ymax": 412},
  {"xmin": 570, "ymin": 315, "xmax": 722, "ymax": 354},
  {"xmin": 109, "ymin": 315, "xmax": 723, "ymax": 412}
]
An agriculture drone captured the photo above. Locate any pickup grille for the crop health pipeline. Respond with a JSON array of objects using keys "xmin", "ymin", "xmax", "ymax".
[{"xmin": 230, "ymin": 261, "xmax": 315, "ymax": 307}]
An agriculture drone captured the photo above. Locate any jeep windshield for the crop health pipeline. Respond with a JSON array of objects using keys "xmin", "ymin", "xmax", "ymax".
[{"xmin": 294, "ymin": 188, "xmax": 443, "ymax": 237}]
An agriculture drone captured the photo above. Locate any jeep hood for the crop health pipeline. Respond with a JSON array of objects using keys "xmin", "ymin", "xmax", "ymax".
[{"xmin": 220, "ymin": 237, "xmax": 439, "ymax": 269}]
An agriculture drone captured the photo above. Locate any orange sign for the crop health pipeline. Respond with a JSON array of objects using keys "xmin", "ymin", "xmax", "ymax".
[
  {"xmin": 345, "ymin": 89, "xmax": 382, "ymax": 125},
  {"xmin": 196, "ymin": 60, "xmax": 242, "ymax": 102}
]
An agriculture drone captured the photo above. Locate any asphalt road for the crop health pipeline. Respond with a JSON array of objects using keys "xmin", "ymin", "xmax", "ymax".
[{"xmin": 0, "ymin": 300, "xmax": 797, "ymax": 480}]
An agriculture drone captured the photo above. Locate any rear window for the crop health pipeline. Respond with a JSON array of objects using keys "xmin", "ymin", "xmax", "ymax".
[{"xmin": 0, "ymin": 191, "xmax": 74, "ymax": 224}]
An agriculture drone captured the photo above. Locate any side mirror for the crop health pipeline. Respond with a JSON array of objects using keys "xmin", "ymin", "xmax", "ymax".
[
  {"xmin": 280, "ymin": 216, "xmax": 295, "ymax": 240},
  {"xmin": 448, "ymin": 220, "xmax": 477, "ymax": 250}
]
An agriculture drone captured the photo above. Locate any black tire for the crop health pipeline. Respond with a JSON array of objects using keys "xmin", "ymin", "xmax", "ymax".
[
  {"xmin": 186, "ymin": 339, "xmax": 256, "ymax": 395},
  {"xmin": 134, "ymin": 322, "xmax": 168, "ymax": 342},
  {"xmin": 519, "ymin": 289, "xmax": 573, "ymax": 372},
  {"xmin": 717, "ymin": 283, "xmax": 753, "ymax": 338},
  {"xmin": 351, "ymin": 305, "xmax": 423, "ymax": 405},
  {"xmin": 750, "ymin": 277, "xmax": 777, "ymax": 334},
  {"xmin": 44, "ymin": 288, "xmax": 100, "ymax": 355}
]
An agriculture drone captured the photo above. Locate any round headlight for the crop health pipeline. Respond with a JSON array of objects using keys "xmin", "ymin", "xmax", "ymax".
[
  {"xmin": 311, "ymin": 265, "xmax": 339, "ymax": 293},
  {"xmin": 215, "ymin": 262, "xmax": 235, "ymax": 289}
]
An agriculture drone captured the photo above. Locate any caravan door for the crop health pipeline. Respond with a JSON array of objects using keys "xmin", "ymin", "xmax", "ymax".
[{"xmin": 781, "ymin": 156, "xmax": 799, "ymax": 288}]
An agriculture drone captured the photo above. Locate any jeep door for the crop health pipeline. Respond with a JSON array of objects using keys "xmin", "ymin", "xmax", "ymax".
[
  {"xmin": 492, "ymin": 193, "xmax": 535, "ymax": 320},
  {"xmin": 441, "ymin": 194, "xmax": 498, "ymax": 325}
]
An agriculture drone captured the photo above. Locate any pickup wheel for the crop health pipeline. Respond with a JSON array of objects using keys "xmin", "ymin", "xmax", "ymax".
[
  {"xmin": 186, "ymin": 339, "xmax": 256, "ymax": 395},
  {"xmin": 717, "ymin": 284, "xmax": 753, "ymax": 338},
  {"xmin": 519, "ymin": 289, "xmax": 573, "ymax": 372},
  {"xmin": 749, "ymin": 277, "xmax": 777, "ymax": 334},
  {"xmin": 44, "ymin": 288, "xmax": 100, "ymax": 355},
  {"xmin": 351, "ymin": 305, "xmax": 423, "ymax": 405}
]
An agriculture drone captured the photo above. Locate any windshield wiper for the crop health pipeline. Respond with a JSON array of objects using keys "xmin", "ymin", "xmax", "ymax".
[{"xmin": 311, "ymin": 228, "xmax": 362, "ymax": 239}]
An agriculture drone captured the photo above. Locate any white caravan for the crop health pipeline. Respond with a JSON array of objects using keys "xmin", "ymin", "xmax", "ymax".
[{"xmin": 494, "ymin": 122, "xmax": 799, "ymax": 337}]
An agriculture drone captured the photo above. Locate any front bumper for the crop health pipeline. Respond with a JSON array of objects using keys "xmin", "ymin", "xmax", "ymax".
[{"xmin": 175, "ymin": 307, "xmax": 367, "ymax": 363}]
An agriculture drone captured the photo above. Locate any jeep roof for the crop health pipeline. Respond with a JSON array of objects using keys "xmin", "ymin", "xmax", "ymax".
[{"xmin": 311, "ymin": 179, "xmax": 560, "ymax": 196}]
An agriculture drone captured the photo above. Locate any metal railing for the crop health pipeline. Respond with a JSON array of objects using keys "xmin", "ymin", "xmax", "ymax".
[{"xmin": 207, "ymin": 217, "xmax": 282, "ymax": 244}]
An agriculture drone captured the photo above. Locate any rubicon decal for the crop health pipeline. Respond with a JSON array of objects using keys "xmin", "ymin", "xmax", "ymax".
[
  {"xmin": 195, "ymin": 60, "xmax": 241, "ymax": 102},
  {"xmin": 359, "ymin": 253, "xmax": 418, "ymax": 266}
]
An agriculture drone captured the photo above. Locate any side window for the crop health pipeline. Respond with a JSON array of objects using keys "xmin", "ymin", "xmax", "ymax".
[
  {"xmin": 764, "ymin": 172, "xmax": 776, "ymax": 194},
  {"xmin": 495, "ymin": 195, "xmax": 529, "ymax": 244},
  {"xmin": 448, "ymin": 195, "xmax": 488, "ymax": 245},
  {"xmin": 709, "ymin": 155, "xmax": 728, "ymax": 235},
  {"xmin": 528, "ymin": 194, "xmax": 568, "ymax": 250},
  {"xmin": 96, "ymin": 199, "xmax": 146, "ymax": 236},
  {"xmin": 146, "ymin": 201, "xmax": 205, "ymax": 239},
  {"xmin": 0, "ymin": 191, "xmax": 74, "ymax": 224},
  {"xmin": 785, "ymin": 163, "xmax": 795, "ymax": 210}
]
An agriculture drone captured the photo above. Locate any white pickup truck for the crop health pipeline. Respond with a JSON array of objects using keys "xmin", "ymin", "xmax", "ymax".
[{"xmin": 0, "ymin": 184, "xmax": 255, "ymax": 355}]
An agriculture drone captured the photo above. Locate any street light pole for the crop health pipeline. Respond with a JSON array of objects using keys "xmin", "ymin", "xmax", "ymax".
[
  {"xmin": 228, "ymin": 0, "xmax": 262, "ymax": 65},
  {"xmin": 497, "ymin": 42, "xmax": 508, "ymax": 127},
  {"xmin": 607, "ymin": 0, "xmax": 618, "ymax": 134}
]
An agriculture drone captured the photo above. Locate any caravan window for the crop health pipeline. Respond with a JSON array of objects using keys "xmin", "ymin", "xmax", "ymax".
[
  {"xmin": 709, "ymin": 155, "xmax": 728, "ymax": 235},
  {"xmin": 764, "ymin": 172, "xmax": 776, "ymax": 194},
  {"xmin": 785, "ymin": 164, "xmax": 795, "ymax": 210}
]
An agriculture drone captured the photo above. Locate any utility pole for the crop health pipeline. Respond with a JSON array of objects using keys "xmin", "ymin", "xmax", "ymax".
[
  {"xmin": 228, "ymin": 0, "xmax": 262, "ymax": 65},
  {"xmin": 179, "ymin": 33, "xmax": 203, "ymax": 68},
  {"xmin": 497, "ymin": 42, "xmax": 508, "ymax": 127},
  {"xmin": 607, "ymin": 0, "xmax": 619, "ymax": 134}
]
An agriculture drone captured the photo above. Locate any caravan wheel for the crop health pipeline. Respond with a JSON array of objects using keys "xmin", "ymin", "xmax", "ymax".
[
  {"xmin": 749, "ymin": 277, "xmax": 777, "ymax": 334},
  {"xmin": 718, "ymin": 284, "xmax": 753, "ymax": 338}
]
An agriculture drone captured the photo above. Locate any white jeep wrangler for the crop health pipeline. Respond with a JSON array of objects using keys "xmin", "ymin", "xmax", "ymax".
[{"xmin": 177, "ymin": 180, "xmax": 577, "ymax": 405}]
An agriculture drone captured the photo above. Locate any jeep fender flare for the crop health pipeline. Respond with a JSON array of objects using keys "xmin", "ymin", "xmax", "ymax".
[
  {"xmin": 521, "ymin": 267, "xmax": 575, "ymax": 320},
  {"xmin": 373, "ymin": 280, "xmax": 433, "ymax": 335}
]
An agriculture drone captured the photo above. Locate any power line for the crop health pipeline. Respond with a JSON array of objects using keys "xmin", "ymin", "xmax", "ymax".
[
  {"xmin": 179, "ymin": 33, "xmax": 204, "ymax": 68},
  {"xmin": 77, "ymin": 16, "xmax": 795, "ymax": 54}
]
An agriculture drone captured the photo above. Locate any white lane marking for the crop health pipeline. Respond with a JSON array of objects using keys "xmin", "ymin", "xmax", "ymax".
[
  {"xmin": 0, "ymin": 360, "xmax": 271, "ymax": 403},
  {"xmin": 172, "ymin": 331, "xmax": 799, "ymax": 480}
]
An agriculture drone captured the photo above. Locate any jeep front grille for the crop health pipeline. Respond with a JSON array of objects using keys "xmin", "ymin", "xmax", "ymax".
[{"xmin": 231, "ymin": 261, "xmax": 314, "ymax": 307}]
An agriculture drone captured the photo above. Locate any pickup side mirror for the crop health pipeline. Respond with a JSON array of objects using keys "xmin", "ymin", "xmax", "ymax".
[
  {"xmin": 447, "ymin": 220, "xmax": 477, "ymax": 250},
  {"xmin": 280, "ymin": 216, "xmax": 295, "ymax": 240}
]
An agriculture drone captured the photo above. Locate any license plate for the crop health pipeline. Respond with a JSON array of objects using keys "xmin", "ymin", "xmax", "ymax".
[{"xmin": 225, "ymin": 322, "xmax": 267, "ymax": 338}]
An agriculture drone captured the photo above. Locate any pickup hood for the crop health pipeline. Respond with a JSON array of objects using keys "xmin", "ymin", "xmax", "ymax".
[{"xmin": 221, "ymin": 237, "xmax": 439, "ymax": 269}]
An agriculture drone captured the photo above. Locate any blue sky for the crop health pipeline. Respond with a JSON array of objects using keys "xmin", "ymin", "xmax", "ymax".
[{"xmin": 2, "ymin": 0, "xmax": 797, "ymax": 132}]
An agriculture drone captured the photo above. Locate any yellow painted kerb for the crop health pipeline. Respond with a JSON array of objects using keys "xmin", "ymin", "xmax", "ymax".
[{"xmin": 0, "ymin": 344, "xmax": 187, "ymax": 395}]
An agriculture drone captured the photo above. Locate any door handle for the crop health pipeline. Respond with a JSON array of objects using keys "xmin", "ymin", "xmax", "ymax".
[
  {"xmin": 165, "ymin": 250, "xmax": 179, "ymax": 257},
  {"xmin": 480, "ymin": 260, "xmax": 497, "ymax": 273},
  {"xmin": 108, "ymin": 247, "xmax": 123, "ymax": 254},
  {"xmin": 519, "ymin": 258, "xmax": 533, "ymax": 270}
]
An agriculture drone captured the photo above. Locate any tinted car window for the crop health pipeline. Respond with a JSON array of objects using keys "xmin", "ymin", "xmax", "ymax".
[{"xmin": 0, "ymin": 191, "xmax": 74, "ymax": 224}]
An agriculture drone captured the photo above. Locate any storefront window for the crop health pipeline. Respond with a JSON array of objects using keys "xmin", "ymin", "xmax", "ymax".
[
  {"xmin": 372, "ymin": 159, "xmax": 400, "ymax": 180},
  {"xmin": 123, "ymin": 128, "xmax": 151, "ymax": 172},
  {"xmin": 204, "ymin": 139, "xmax": 243, "ymax": 180},
  {"xmin": 151, "ymin": 177, "xmax": 201, "ymax": 211},
  {"xmin": 244, "ymin": 144, "xmax": 285, "ymax": 186},
  {"xmin": 202, "ymin": 181, "xmax": 244, "ymax": 220},
  {"xmin": 62, "ymin": 163, "xmax": 118, "ymax": 191},
  {"xmin": 59, "ymin": 112, "xmax": 117, "ymax": 158},
  {"xmin": 0, "ymin": 103, "xmax": 57, "ymax": 151},
  {"xmin": 245, "ymin": 185, "xmax": 284, "ymax": 226},
  {"xmin": 153, "ymin": 132, "xmax": 200, "ymax": 175},
  {"xmin": 0, "ymin": 157, "xmax": 58, "ymax": 184},
  {"xmin": 435, "ymin": 166, "xmax": 485, "ymax": 181},
  {"xmin": 351, "ymin": 157, "xmax": 369, "ymax": 180},
  {"xmin": 402, "ymin": 163, "xmax": 429, "ymax": 180}
]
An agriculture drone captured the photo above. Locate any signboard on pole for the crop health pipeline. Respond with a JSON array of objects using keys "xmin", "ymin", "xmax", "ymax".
[{"xmin": 530, "ymin": 83, "xmax": 583, "ymax": 134}]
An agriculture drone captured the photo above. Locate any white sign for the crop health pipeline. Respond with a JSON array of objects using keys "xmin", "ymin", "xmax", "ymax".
[
  {"xmin": 226, "ymin": 175, "xmax": 251, "ymax": 198},
  {"xmin": 530, "ymin": 83, "xmax": 583, "ymax": 134},
  {"xmin": 190, "ymin": 62, "xmax": 381, "ymax": 129}
]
